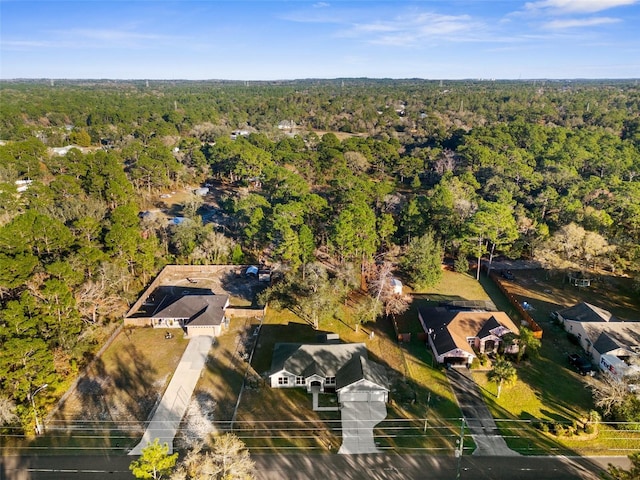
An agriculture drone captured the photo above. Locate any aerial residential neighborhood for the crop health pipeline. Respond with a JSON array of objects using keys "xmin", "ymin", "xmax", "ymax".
[
  {"xmin": 2, "ymin": 81, "xmax": 640, "ymax": 478},
  {"xmin": 2, "ymin": 2, "xmax": 640, "ymax": 477}
]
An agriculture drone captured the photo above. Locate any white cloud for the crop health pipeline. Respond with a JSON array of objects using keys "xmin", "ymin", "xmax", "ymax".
[
  {"xmin": 543, "ymin": 16, "xmax": 620, "ymax": 28},
  {"xmin": 524, "ymin": 0, "xmax": 638, "ymax": 14},
  {"xmin": 3, "ymin": 27, "xmax": 183, "ymax": 53},
  {"xmin": 313, "ymin": 2, "xmax": 330, "ymax": 8},
  {"xmin": 342, "ymin": 12, "xmax": 486, "ymax": 47},
  {"xmin": 54, "ymin": 28, "xmax": 168, "ymax": 43},
  {"xmin": 2, "ymin": 40, "xmax": 63, "ymax": 49}
]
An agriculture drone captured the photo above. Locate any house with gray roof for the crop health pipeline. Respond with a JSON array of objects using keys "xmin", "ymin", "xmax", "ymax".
[
  {"xmin": 125, "ymin": 288, "xmax": 229, "ymax": 338},
  {"xmin": 269, "ymin": 342, "xmax": 389, "ymax": 403},
  {"xmin": 557, "ymin": 302, "xmax": 640, "ymax": 375}
]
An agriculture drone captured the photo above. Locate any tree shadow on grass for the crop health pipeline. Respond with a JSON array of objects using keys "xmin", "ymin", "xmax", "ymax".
[{"xmin": 111, "ymin": 342, "xmax": 159, "ymax": 423}]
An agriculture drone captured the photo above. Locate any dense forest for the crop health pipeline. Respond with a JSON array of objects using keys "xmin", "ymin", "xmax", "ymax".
[{"xmin": 1, "ymin": 79, "xmax": 639, "ymax": 430}]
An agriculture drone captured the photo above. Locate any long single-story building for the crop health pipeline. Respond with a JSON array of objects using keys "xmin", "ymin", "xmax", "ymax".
[
  {"xmin": 125, "ymin": 287, "xmax": 229, "ymax": 337},
  {"xmin": 269, "ymin": 342, "xmax": 389, "ymax": 404},
  {"xmin": 556, "ymin": 302, "xmax": 640, "ymax": 376}
]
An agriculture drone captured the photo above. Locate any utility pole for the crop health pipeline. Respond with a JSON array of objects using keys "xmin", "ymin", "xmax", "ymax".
[
  {"xmin": 456, "ymin": 417, "xmax": 465, "ymax": 480},
  {"xmin": 423, "ymin": 392, "xmax": 431, "ymax": 433},
  {"xmin": 29, "ymin": 384, "xmax": 48, "ymax": 435}
]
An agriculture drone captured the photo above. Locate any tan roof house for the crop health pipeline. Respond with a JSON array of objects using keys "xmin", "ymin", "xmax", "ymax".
[{"xmin": 418, "ymin": 307, "xmax": 520, "ymax": 366}]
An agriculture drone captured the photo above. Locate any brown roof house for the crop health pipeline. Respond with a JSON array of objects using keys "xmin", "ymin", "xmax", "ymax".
[
  {"xmin": 268, "ymin": 342, "xmax": 389, "ymax": 404},
  {"xmin": 418, "ymin": 307, "xmax": 520, "ymax": 366}
]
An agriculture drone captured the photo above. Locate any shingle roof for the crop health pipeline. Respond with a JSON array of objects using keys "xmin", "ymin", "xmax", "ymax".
[
  {"xmin": 336, "ymin": 355, "xmax": 388, "ymax": 391},
  {"xmin": 477, "ymin": 316, "xmax": 502, "ymax": 339},
  {"xmin": 152, "ymin": 294, "xmax": 228, "ymax": 326},
  {"xmin": 558, "ymin": 302, "xmax": 618, "ymax": 323},
  {"xmin": 418, "ymin": 307, "xmax": 519, "ymax": 357},
  {"xmin": 420, "ymin": 307, "xmax": 461, "ymax": 355},
  {"xmin": 270, "ymin": 343, "xmax": 367, "ymax": 377},
  {"xmin": 582, "ymin": 322, "xmax": 640, "ymax": 355}
]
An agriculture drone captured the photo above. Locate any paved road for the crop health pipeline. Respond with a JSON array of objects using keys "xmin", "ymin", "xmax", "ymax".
[
  {"xmin": 2, "ymin": 453, "xmax": 630, "ymax": 480},
  {"xmin": 129, "ymin": 335, "xmax": 213, "ymax": 455},
  {"xmin": 446, "ymin": 368, "xmax": 519, "ymax": 456}
]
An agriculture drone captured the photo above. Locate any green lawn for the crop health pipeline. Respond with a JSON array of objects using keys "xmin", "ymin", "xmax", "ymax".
[{"xmin": 469, "ymin": 268, "xmax": 640, "ymax": 455}]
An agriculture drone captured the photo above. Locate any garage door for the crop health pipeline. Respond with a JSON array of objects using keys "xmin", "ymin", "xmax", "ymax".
[
  {"xmin": 341, "ymin": 392, "xmax": 369, "ymax": 402},
  {"xmin": 369, "ymin": 391, "xmax": 387, "ymax": 402},
  {"xmin": 341, "ymin": 391, "xmax": 387, "ymax": 402}
]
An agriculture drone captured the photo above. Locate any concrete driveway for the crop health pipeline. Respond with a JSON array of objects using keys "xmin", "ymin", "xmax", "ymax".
[
  {"xmin": 446, "ymin": 368, "xmax": 519, "ymax": 456},
  {"xmin": 129, "ymin": 335, "xmax": 213, "ymax": 455},
  {"xmin": 338, "ymin": 401, "xmax": 387, "ymax": 454}
]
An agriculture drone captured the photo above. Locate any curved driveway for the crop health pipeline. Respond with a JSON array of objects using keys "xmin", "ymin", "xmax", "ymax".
[{"xmin": 446, "ymin": 368, "xmax": 519, "ymax": 456}]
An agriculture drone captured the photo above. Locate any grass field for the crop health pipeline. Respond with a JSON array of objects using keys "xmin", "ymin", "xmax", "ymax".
[
  {"xmin": 5, "ymin": 328, "xmax": 191, "ymax": 453},
  {"xmin": 52, "ymin": 327, "xmax": 189, "ymax": 426}
]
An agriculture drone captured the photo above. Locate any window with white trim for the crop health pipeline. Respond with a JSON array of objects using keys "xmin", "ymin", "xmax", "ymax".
[
  {"xmin": 326, "ymin": 376, "xmax": 336, "ymax": 385},
  {"xmin": 295, "ymin": 376, "xmax": 305, "ymax": 385},
  {"xmin": 278, "ymin": 377, "xmax": 289, "ymax": 385}
]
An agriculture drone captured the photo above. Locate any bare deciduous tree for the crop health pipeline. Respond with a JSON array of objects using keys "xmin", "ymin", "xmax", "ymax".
[
  {"xmin": 171, "ymin": 434, "xmax": 255, "ymax": 480},
  {"xmin": 590, "ymin": 375, "xmax": 634, "ymax": 417},
  {"xmin": 0, "ymin": 396, "xmax": 19, "ymax": 426},
  {"xmin": 535, "ymin": 222, "xmax": 614, "ymax": 271}
]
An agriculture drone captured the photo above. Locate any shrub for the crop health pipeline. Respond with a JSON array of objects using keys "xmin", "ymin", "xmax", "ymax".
[
  {"xmin": 552, "ymin": 422, "xmax": 566, "ymax": 436},
  {"xmin": 537, "ymin": 421, "xmax": 550, "ymax": 433},
  {"xmin": 454, "ymin": 252, "xmax": 469, "ymax": 273},
  {"xmin": 584, "ymin": 423, "xmax": 596, "ymax": 434}
]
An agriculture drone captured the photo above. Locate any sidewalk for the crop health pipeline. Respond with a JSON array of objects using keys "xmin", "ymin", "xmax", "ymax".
[{"xmin": 129, "ymin": 335, "xmax": 213, "ymax": 455}]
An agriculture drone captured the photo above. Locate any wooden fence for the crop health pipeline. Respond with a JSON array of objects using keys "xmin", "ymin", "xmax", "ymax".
[{"xmin": 487, "ymin": 270, "xmax": 543, "ymax": 339}]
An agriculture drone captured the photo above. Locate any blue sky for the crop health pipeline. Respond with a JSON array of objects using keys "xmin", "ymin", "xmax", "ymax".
[{"xmin": 1, "ymin": 0, "xmax": 639, "ymax": 79}]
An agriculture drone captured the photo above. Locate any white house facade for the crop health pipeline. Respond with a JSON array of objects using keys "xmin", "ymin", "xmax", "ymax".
[{"xmin": 269, "ymin": 342, "xmax": 389, "ymax": 404}]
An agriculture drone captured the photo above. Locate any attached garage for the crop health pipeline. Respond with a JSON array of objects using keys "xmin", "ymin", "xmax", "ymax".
[
  {"xmin": 336, "ymin": 358, "xmax": 389, "ymax": 405},
  {"xmin": 340, "ymin": 390, "xmax": 388, "ymax": 403},
  {"xmin": 341, "ymin": 392, "xmax": 369, "ymax": 402}
]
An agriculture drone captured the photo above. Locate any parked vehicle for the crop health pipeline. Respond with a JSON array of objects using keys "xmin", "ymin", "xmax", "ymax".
[
  {"xmin": 568, "ymin": 353, "xmax": 594, "ymax": 376},
  {"xmin": 501, "ymin": 270, "xmax": 515, "ymax": 280}
]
